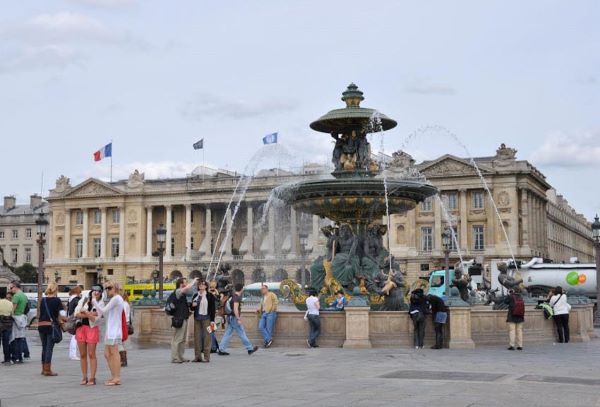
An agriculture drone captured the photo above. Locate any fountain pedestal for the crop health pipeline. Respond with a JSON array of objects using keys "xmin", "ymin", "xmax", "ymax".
[
  {"xmin": 448, "ymin": 306, "xmax": 476, "ymax": 349},
  {"xmin": 343, "ymin": 306, "xmax": 372, "ymax": 349}
]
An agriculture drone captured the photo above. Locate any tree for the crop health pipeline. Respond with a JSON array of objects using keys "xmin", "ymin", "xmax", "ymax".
[{"xmin": 14, "ymin": 263, "xmax": 38, "ymax": 284}]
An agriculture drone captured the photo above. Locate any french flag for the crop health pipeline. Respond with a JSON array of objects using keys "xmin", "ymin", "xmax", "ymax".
[{"xmin": 93, "ymin": 143, "xmax": 112, "ymax": 162}]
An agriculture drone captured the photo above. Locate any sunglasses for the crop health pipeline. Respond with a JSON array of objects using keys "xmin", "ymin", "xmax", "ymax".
[{"xmin": 105, "ymin": 286, "xmax": 114, "ymax": 290}]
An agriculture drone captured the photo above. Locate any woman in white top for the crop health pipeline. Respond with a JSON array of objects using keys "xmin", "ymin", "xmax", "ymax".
[
  {"xmin": 92, "ymin": 280, "xmax": 124, "ymax": 386},
  {"xmin": 548, "ymin": 286, "xmax": 570, "ymax": 343},
  {"xmin": 305, "ymin": 288, "xmax": 321, "ymax": 348}
]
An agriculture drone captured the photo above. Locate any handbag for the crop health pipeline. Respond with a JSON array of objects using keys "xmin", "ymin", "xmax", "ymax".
[
  {"xmin": 434, "ymin": 311, "xmax": 448, "ymax": 324},
  {"xmin": 63, "ymin": 315, "xmax": 81, "ymax": 335},
  {"xmin": 43, "ymin": 298, "xmax": 63, "ymax": 344},
  {"xmin": 171, "ymin": 317, "xmax": 184, "ymax": 329}
]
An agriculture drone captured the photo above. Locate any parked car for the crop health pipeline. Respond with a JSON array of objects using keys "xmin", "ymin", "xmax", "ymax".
[{"xmin": 26, "ymin": 299, "xmax": 37, "ymax": 327}]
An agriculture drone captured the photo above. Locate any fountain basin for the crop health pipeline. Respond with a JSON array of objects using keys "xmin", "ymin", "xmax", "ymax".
[
  {"xmin": 310, "ymin": 107, "xmax": 397, "ymax": 134},
  {"xmin": 275, "ymin": 178, "xmax": 438, "ymax": 224}
]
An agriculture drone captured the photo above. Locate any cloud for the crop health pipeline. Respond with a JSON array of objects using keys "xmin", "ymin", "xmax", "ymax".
[
  {"xmin": 404, "ymin": 80, "xmax": 456, "ymax": 95},
  {"xmin": 532, "ymin": 130, "xmax": 600, "ymax": 168},
  {"xmin": 0, "ymin": 44, "xmax": 85, "ymax": 74},
  {"xmin": 85, "ymin": 161, "xmax": 200, "ymax": 182},
  {"xmin": 181, "ymin": 93, "xmax": 298, "ymax": 121}
]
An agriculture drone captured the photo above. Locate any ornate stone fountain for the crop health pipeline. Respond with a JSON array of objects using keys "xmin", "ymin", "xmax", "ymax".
[{"xmin": 276, "ymin": 84, "xmax": 438, "ymax": 310}]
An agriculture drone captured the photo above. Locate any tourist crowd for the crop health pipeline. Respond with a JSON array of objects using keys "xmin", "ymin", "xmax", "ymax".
[{"xmin": 0, "ymin": 278, "xmax": 574, "ymax": 386}]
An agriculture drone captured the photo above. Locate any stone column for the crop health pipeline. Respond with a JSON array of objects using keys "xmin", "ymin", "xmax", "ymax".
[
  {"xmin": 459, "ymin": 189, "xmax": 468, "ymax": 250},
  {"xmin": 289, "ymin": 207, "xmax": 298, "ymax": 258},
  {"xmin": 266, "ymin": 209, "xmax": 276, "ymax": 258},
  {"xmin": 64, "ymin": 209, "xmax": 71, "ymax": 259},
  {"xmin": 343, "ymin": 307, "xmax": 372, "ymax": 349},
  {"xmin": 185, "ymin": 204, "xmax": 192, "ymax": 258},
  {"xmin": 434, "ymin": 196, "xmax": 442, "ymax": 252},
  {"xmin": 100, "ymin": 207, "xmax": 107, "ymax": 258},
  {"xmin": 199, "ymin": 206, "xmax": 212, "ymax": 257},
  {"xmin": 146, "ymin": 206, "xmax": 153, "ymax": 258},
  {"xmin": 119, "ymin": 206, "xmax": 125, "ymax": 259},
  {"xmin": 485, "ymin": 189, "xmax": 495, "ymax": 249},
  {"xmin": 448, "ymin": 306, "xmax": 475, "ymax": 349},
  {"xmin": 246, "ymin": 205, "xmax": 254, "ymax": 255},
  {"xmin": 82, "ymin": 209, "xmax": 89, "ymax": 258},
  {"xmin": 224, "ymin": 207, "xmax": 233, "ymax": 257},
  {"xmin": 165, "ymin": 205, "xmax": 172, "ymax": 259},
  {"xmin": 406, "ymin": 209, "xmax": 417, "ymax": 256}
]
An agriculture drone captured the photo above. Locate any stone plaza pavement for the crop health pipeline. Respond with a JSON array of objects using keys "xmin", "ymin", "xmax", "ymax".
[{"xmin": 2, "ymin": 331, "xmax": 600, "ymax": 407}]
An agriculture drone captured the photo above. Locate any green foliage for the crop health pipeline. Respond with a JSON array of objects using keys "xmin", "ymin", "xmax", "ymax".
[{"xmin": 14, "ymin": 263, "xmax": 38, "ymax": 283}]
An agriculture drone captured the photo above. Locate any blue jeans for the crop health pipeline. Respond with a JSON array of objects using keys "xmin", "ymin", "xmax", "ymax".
[
  {"xmin": 22, "ymin": 338, "xmax": 30, "ymax": 358},
  {"xmin": 258, "ymin": 312, "xmax": 277, "ymax": 343},
  {"xmin": 10, "ymin": 337, "xmax": 25, "ymax": 363},
  {"xmin": 211, "ymin": 332, "xmax": 218, "ymax": 351},
  {"xmin": 307, "ymin": 314, "xmax": 320, "ymax": 347},
  {"xmin": 39, "ymin": 327, "xmax": 55, "ymax": 364},
  {"xmin": 219, "ymin": 316, "xmax": 254, "ymax": 352},
  {"xmin": 1, "ymin": 329, "xmax": 10, "ymax": 362}
]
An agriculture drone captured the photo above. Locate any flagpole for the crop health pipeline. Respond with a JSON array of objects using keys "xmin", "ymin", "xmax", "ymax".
[
  {"xmin": 110, "ymin": 139, "xmax": 113, "ymax": 183},
  {"xmin": 202, "ymin": 145, "xmax": 205, "ymax": 182}
]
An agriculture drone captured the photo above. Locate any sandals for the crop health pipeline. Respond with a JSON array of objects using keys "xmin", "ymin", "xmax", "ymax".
[
  {"xmin": 104, "ymin": 379, "xmax": 121, "ymax": 386},
  {"xmin": 87, "ymin": 378, "xmax": 96, "ymax": 386},
  {"xmin": 80, "ymin": 378, "xmax": 88, "ymax": 385}
]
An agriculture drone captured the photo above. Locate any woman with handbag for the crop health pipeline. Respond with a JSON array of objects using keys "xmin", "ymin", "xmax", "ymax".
[
  {"xmin": 38, "ymin": 282, "xmax": 66, "ymax": 376},
  {"xmin": 548, "ymin": 286, "xmax": 571, "ymax": 343},
  {"xmin": 118, "ymin": 292, "xmax": 133, "ymax": 367},
  {"xmin": 92, "ymin": 280, "xmax": 125, "ymax": 386},
  {"xmin": 75, "ymin": 288, "xmax": 101, "ymax": 385}
]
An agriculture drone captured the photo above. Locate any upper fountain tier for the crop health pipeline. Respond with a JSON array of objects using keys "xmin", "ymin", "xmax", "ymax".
[{"xmin": 310, "ymin": 83, "xmax": 397, "ymax": 134}]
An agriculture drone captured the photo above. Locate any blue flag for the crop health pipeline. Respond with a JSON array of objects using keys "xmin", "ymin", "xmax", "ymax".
[{"xmin": 262, "ymin": 132, "xmax": 278, "ymax": 145}]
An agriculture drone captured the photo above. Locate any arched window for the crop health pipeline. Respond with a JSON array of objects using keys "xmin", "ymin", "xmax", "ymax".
[
  {"xmin": 396, "ymin": 225, "xmax": 406, "ymax": 245},
  {"xmin": 295, "ymin": 268, "xmax": 310, "ymax": 286},
  {"xmin": 252, "ymin": 268, "xmax": 266, "ymax": 283},
  {"xmin": 273, "ymin": 269, "xmax": 288, "ymax": 282},
  {"xmin": 169, "ymin": 270, "xmax": 183, "ymax": 280},
  {"xmin": 232, "ymin": 269, "xmax": 245, "ymax": 286}
]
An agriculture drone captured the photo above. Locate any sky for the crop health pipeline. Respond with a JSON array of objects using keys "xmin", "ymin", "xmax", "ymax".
[{"xmin": 0, "ymin": 0, "xmax": 599, "ymax": 220}]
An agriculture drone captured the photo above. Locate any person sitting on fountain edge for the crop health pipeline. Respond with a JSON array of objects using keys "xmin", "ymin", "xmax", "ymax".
[{"xmin": 329, "ymin": 291, "xmax": 347, "ymax": 311}]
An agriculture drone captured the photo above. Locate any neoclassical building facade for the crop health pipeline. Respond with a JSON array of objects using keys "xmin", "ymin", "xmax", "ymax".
[{"xmin": 45, "ymin": 145, "xmax": 594, "ymax": 289}]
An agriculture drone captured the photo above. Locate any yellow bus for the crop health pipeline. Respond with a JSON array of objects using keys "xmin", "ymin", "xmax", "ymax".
[{"xmin": 123, "ymin": 283, "xmax": 176, "ymax": 301}]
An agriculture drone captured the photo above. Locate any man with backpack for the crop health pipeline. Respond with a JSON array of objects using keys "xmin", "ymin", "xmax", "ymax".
[
  {"xmin": 504, "ymin": 288, "xmax": 525, "ymax": 351},
  {"xmin": 217, "ymin": 283, "xmax": 258, "ymax": 356},
  {"xmin": 165, "ymin": 277, "xmax": 197, "ymax": 363}
]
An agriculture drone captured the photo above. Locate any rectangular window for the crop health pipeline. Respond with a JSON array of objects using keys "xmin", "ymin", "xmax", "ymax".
[
  {"xmin": 107, "ymin": 269, "xmax": 114, "ymax": 276},
  {"xmin": 94, "ymin": 210, "xmax": 101, "ymax": 224},
  {"xmin": 421, "ymin": 227, "xmax": 433, "ymax": 252},
  {"xmin": 70, "ymin": 270, "xmax": 77, "ymax": 276},
  {"xmin": 448, "ymin": 227, "xmax": 458, "ymax": 251},
  {"xmin": 420, "ymin": 196, "xmax": 433, "ymax": 212},
  {"xmin": 472, "ymin": 191, "xmax": 484, "ymax": 209},
  {"xmin": 190, "ymin": 209, "xmax": 194, "ymax": 224},
  {"xmin": 25, "ymin": 228, "xmax": 32, "ymax": 239},
  {"xmin": 93, "ymin": 238, "xmax": 101, "ymax": 257},
  {"xmin": 446, "ymin": 193, "xmax": 458, "ymax": 210},
  {"xmin": 12, "ymin": 230, "xmax": 18, "ymax": 239},
  {"xmin": 25, "ymin": 247, "xmax": 32, "ymax": 263},
  {"xmin": 11, "ymin": 248, "xmax": 18, "ymax": 264},
  {"xmin": 111, "ymin": 237, "xmax": 119, "ymax": 257},
  {"xmin": 171, "ymin": 209, "xmax": 175, "ymax": 224},
  {"xmin": 473, "ymin": 225, "xmax": 485, "ymax": 250},
  {"xmin": 190, "ymin": 236, "xmax": 194, "ymax": 250},
  {"xmin": 420, "ymin": 263, "xmax": 430, "ymax": 272},
  {"xmin": 75, "ymin": 210, "xmax": 83, "ymax": 225},
  {"xmin": 75, "ymin": 239, "xmax": 83, "ymax": 258},
  {"xmin": 171, "ymin": 237, "xmax": 175, "ymax": 257},
  {"xmin": 0, "ymin": 231, "xmax": 4, "ymax": 239},
  {"xmin": 112, "ymin": 209, "xmax": 120, "ymax": 224}
]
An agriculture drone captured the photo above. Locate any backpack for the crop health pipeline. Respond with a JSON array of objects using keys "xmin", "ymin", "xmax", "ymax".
[
  {"xmin": 511, "ymin": 295, "xmax": 525, "ymax": 317},
  {"xmin": 224, "ymin": 296, "xmax": 234, "ymax": 316},
  {"xmin": 537, "ymin": 303, "xmax": 554, "ymax": 320},
  {"xmin": 164, "ymin": 291, "xmax": 178, "ymax": 316}
]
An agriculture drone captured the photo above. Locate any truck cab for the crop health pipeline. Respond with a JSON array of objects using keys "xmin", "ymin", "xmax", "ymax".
[{"xmin": 428, "ymin": 270, "xmax": 454, "ymax": 298}]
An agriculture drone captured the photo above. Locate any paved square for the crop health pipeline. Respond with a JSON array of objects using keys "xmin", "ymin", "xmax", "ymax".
[{"xmin": 2, "ymin": 331, "xmax": 600, "ymax": 407}]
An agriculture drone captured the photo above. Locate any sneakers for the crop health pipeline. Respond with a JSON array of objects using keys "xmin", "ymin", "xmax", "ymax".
[
  {"xmin": 517, "ymin": 347, "xmax": 523, "ymax": 351},
  {"xmin": 265, "ymin": 340, "xmax": 273, "ymax": 348},
  {"xmin": 217, "ymin": 351, "xmax": 230, "ymax": 356},
  {"xmin": 508, "ymin": 346, "xmax": 515, "ymax": 351},
  {"xmin": 248, "ymin": 346, "xmax": 259, "ymax": 355}
]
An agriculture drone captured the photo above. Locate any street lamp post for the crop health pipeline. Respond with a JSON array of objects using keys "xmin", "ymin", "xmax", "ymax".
[
  {"xmin": 591, "ymin": 215, "xmax": 600, "ymax": 327},
  {"xmin": 156, "ymin": 224, "xmax": 167, "ymax": 300},
  {"xmin": 442, "ymin": 227, "xmax": 452, "ymax": 298},
  {"xmin": 35, "ymin": 212, "xmax": 49, "ymax": 319},
  {"xmin": 152, "ymin": 270, "xmax": 159, "ymax": 293},
  {"xmin": 54, "ymin": 271, "xmax": 59, "ymax": 283}
]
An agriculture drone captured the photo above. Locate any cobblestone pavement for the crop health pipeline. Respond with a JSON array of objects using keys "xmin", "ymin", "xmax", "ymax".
[{"xmin": 2, "ymin": 331, "xmax": 600, "ymax": 407}]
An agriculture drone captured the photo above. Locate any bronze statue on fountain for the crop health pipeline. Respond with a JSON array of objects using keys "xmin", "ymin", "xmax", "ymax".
[{"xmin": 277, "ymin": 83, "xmax": 438, "ymax": 310}]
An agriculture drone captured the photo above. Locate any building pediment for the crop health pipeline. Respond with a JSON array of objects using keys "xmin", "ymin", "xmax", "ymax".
[
  {"xmin": 64, "ymin": 178, "xmax": 124, "ymax": 198},
  {"xmin": 419, "ymin": 155, "xmax": 494, "ymax": 178}
]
